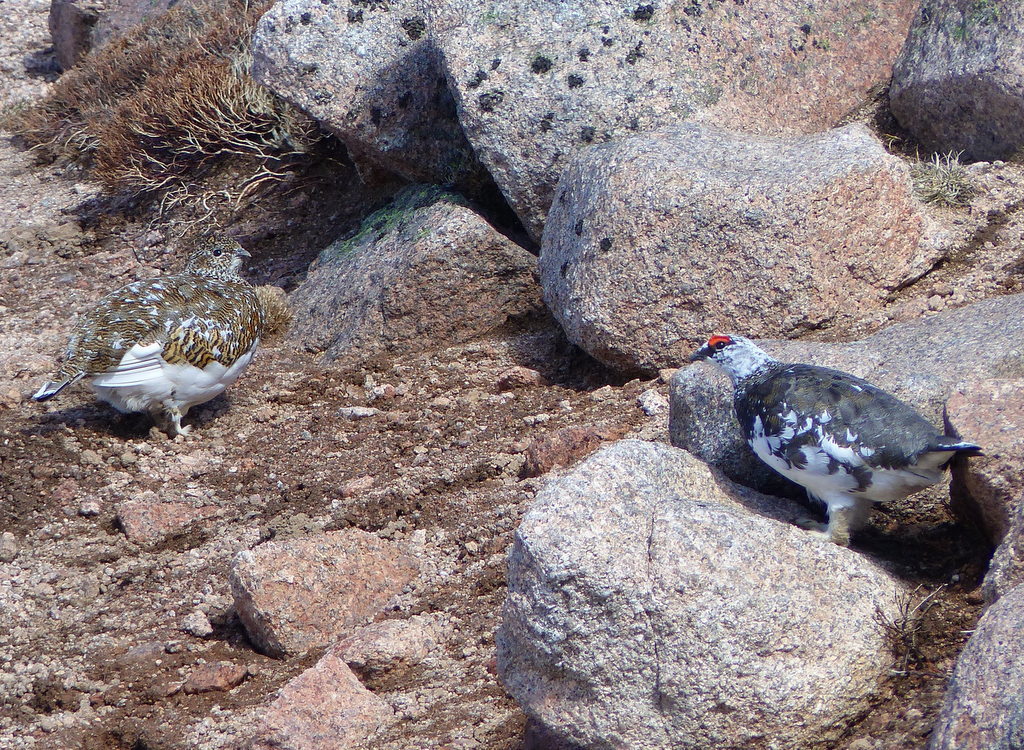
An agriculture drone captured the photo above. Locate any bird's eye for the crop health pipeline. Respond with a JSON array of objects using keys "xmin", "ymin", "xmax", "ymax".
[
  {"xmin": 212, "ymin": 248, "xmax": 223, "ymax": 257},
  {"xmin": 708, "ymin": 334, "xmax": 732, "ymax": 351}
]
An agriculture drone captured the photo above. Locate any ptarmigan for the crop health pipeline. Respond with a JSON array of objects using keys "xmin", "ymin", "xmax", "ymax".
[
  {"xmin": 33, "ymin": 238, "xmax": 264, "ymax": 436},
  {"xmin": 691, "ymin": 334, "xmax": 981, "ymax": 545}
]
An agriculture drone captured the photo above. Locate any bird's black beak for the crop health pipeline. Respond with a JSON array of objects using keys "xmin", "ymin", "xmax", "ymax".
[{"xmin": 690, "ymin": 345, "xmax": 711, "ymax": 362}]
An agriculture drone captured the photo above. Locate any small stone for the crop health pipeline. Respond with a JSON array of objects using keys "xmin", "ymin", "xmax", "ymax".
[
  {"xmin": 340, "ymin": 475, "xmax": 375, "ymax": 498},
  {"xmin": 637, "ymin": 389, "xmax": 668, "ymax": 416},
  {"xmin": 496, "ymin": 366, "xmax": 547, "ymax": 391},
  {"xmin": 181, "ymin": 609, "xmax": 214, "ymax": 638},
  {"xmin": 521, "ymin": 426, "xmax": 619, "ymax": 478},
  {"xmin": 78, "ymin": 500, "xmax": 101, "ymax": 517},
  {"xmin": 928, "ymin": 295, "xmax": 944, "ymax": 311},
  {"xmin": 181, "ymin": 662, "xmax": 247, "ymax": 694},
  {"xmin": 338, "ymin": 617, "xmax": 437, "ymax": 676},
  {"xmin": 338, "ymin": 406, "xmax": 379, "ymax": 419},
  {"xmin": 588, "ymin": 385, "xmax": 615, "ymax": 402},
  {"xmin": 933, "ymin": 281, "xmax": 954, "ymax": 297},
  {"xmin": 81, "ymin": 449, "xmax": 102, "ymax": 466},
  {"xmin": 0, "ymin": 532, "xmax": 17, "ymax": 563}
]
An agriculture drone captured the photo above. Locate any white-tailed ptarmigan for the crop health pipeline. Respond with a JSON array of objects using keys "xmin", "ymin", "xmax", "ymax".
[
  {"xmin": 691, "ymin": 334, "xmax": 981, "ymax": 545},
  {"xmin": 33, "ymin": 238, "xmax": 264, "ymax": 436}
]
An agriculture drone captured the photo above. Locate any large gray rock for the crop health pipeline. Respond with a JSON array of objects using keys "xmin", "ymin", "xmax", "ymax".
[
  {"xmin": 890, "ymin": 0, "xmax": 1024, "ymax": 162},
  {"xmin": 437, "ymin": 0, "xmax": 918, "ymax": 239},
  {"xmin": 252, "ymin": 0, "xmax": 484, "ymax": 187},
  {"xmin": 929, "ymin": 584, "xmax": 1024, "ymax": 750},
  {"xmin": 499, "ymin": 439, "xmax": 907, "ymax": 750},
  {"xmin": 289, "ymin": 186, "xmax": 543, "ymax": 363},
  {"xmin": 541, "ymin": 123, "xmax": 943, "ymax": 374},
  {"xmin": 947, "ymin": 380, "xmax": 1024, "ymax": 602},
  {"xmin": 670, "ymin": 294, "xmax": 1024, "ymax": 493}
]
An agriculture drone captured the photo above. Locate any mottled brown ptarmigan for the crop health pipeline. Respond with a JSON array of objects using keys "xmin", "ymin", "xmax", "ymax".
[{"xmin": 33, "ymin": 238, "xmax": 265, "ymax": 436}]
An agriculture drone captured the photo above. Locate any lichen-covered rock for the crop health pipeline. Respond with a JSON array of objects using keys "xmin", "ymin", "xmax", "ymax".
[
  {"xmin": 890, "ymin": 0, "xmax": 1024, "ymax": 161},
  {"xmin": 541, "ymin": 123, "xmax": 941, "ymax": 374},
  {"xmin": 438, "ymin": 0, "xmax": 918, "ymax": 239},
  {"xmin": 499, "ymin": 439, "xmax": 906, "ymax": 750},
  {"xmin": 669, "ymin": 294, "xmax": 1024, "ymax": 494},
  {"xmin": 929, "ymin": 584, "xmax": 1024, "ymax": 750},
  {"xmin": 288, "ymin": 186, "xmax": 542, "ymax": 364},
  {"xmin": 252, "ymin": 0, "xmax": 485, "ymax": 187}
]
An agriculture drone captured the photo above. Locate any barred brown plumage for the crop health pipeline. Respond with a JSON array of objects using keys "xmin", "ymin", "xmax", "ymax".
[{"xmin": 33, "ymin": 237, "xmax": 265, "ymax": 436}]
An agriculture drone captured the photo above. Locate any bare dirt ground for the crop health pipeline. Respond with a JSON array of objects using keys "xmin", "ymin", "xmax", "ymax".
[{"xmin": 0, "ymin": 1, "xmax": 1010, "ymax": 749}]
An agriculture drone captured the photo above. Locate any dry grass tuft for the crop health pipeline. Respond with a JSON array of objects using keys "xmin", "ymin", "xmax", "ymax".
[
  {"xmin": 874, "ymin": 583, "xmax": 946, "ymax": 676},
  {"xmin": 255, "ymin": 284, "xmax": 292, "ymax": 338},
  {"xmin": 8, "ymin": 0, "xmax": 321, "ymax": 213},
  {"xmin": 911, "ymin": 152, "xmax": 975, "ymax": 207}
]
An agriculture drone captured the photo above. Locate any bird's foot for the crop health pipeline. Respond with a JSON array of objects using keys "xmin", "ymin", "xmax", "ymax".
[{"xmin": 794, "ymin": 516, "xmax": 849, "ymax": 546}]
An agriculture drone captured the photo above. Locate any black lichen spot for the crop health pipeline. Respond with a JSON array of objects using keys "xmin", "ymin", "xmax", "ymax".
[
  {"xmin": 567, "ymin": 74, "xmax": 585, "ymax": 88},
  {"xmin": 558, "ymin": 189, "xmax": 568, "ymax": 205},
  {"xmin": 601, "ymin": 36, "xmax": 615, "ymax": 47},
  {"xmin": 467, "ymin": 70, "xmax": 488, "ymax": 88},
  {"xmin": 627, "ymin": 117, "xmax": 639, "ymax": 130},
  {"xmin": 347, "ymin": 8, "xmax": 363, "ymax": 22},
  {"xmin": 370, "ymin": 107, "xmax": 383, "ymax": 126},
  {"xmin": 684, "ymin": 0, "xmax": 702, "ymax": 16},
  {"xmin": 397, "ymin": 91, "xmax": 412, "ymax": 109},
  {"xmin": 800, "ymin": 23, "xmax": 811, "ymax": 34},
  {"xmin": 560, "ymin": 261, "xmax": 570, "ymax": 278},
  {"xmin": 688, "ymin": 42, "xmax": 700, "ymax": 53},
  {"xmin": 267, "ymin": 21, "xmax": 277, "ymax": 31},
  {"xmin": 574, "ymin": 219, "xmax": 583, "ymax": 236},
  {"xmin": 491, "ymin": 58, "xmax": 501, "ymax": 70},
  {"xmin": 531, "ymin": 55, "xmax": 553, "ymax": 74},
  {"xmin": 580, "ymin": 126, "xmax": 596, "ymax": 142},
  {"xmin": 284, "ymin": 15, "xmax": 295, "ymax": 32},
  {"xmin": 625, "ymin": 42, "xmax": 644, "ymax": 64},
  {"xmin": 300, "ymin": 11, "xmax": 312, "ymax": 24},
  {"xmin": 401, "ymin": 17, "xmax": 426, "ymax": 39},
  {"xmin": 632, "ymin": 4, "xmax": 655, "ymax": 21},
  {"xmin": 300, "ymin": 62, "xmax": 319, "ymax": 74},
  {"xmin": 602, "ymin": 25, "xmax": 610, "ymax": 32},
  {"xmin": 578, "ymin": 47, "xmax": 591, "ymax": 62},
  {"xmin": 539, "ymin": 112, "xmax": 555, "ymax": 132},
  {"xmin": 478, "ymin": 90, "xmax": 504, "ymax": 112},
  {"xmin": 313, "ymin": 91, "xmax": 332, "ymax": 104},
  {"xmin": 599, "ymin": 237, "xmax": 613, "ymax": 251}
]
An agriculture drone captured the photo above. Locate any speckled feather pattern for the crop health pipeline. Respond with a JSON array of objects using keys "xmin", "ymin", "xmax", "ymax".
[
  {"xmin": 735, "ymin": 362, "xmax": 942, "ymax": 475},
  {"xmin": 51, "ymin": 240, "xmax": 264, "ymax": 383}
]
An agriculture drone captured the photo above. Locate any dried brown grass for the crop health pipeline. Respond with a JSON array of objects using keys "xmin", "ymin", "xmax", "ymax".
[
  {"xmin": 255, "ymin": 284, "xmax": 292, "ymax": 338},
  {"xmin": 8, "ymin": 0, "xmax": 321, "ymax": 210}
]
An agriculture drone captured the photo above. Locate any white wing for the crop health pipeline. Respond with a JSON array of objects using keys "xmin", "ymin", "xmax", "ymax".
[{"xmin": 89, "ymin": 342, "xmax": 166, "ymax": 387}]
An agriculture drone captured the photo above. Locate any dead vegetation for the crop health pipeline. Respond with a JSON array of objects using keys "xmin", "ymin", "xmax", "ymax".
[
  {"xmin": 6, "ymin": 0, "xmax": 323, "ymax": 217},
  {"xmin": 911, "ymin": 152, "xmax": 975, "ymax": 207},
  {"xmin": 874, "ymin": 584, "xmax": 948, "ymax": 676}
]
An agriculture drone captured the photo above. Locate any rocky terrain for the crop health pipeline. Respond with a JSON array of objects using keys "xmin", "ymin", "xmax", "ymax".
[{"xmin": 2, "ymin": 0, "xmax": 1024, "ymax": 748}]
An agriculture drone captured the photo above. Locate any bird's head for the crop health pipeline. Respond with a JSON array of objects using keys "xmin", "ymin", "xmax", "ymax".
[
  {"xmin": 185, "ymin": 238, "xmax": 251, "ymax": 280},
  {"xmin": 690, "ymin": 334, "xmax": 775, "ymax": 381}
]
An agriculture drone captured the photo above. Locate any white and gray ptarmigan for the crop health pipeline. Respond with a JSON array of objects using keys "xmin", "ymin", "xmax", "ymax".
[
  {"xmin": 33, "ymin": 238, "xmax": 264, "ymax": 436},
  {"xmin": 691, "ymin": 334, "xmax": 981, "ymax": 545}
]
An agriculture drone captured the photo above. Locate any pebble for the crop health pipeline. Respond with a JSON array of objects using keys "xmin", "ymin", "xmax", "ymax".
[
  {"xmin": 338, "ymin": 406, "xmax": 379, "ymax": 419},
  {"xmin": 78, "ymin": 500, "xmax": 101, "ymax": 517},
  {"xmin": 0, "ymin": 532, "xmax": 17, "ymax": 562},
  {"xmin": 181, "ymin": 609, "xmax": 214, "ymax": 638},
  {"xmin": 637, "ymin": 389, "xmax": 669, "ymax": 416}
]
